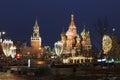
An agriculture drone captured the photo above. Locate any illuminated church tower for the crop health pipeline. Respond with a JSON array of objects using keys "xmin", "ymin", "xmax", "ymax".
[
  {"xmin": 81, "ymin": 25, "xmax": 92, "ymax": 51},
  {"xmin": 31, "ymin": 19, "xmax": 41, "ymax": 50},
  {"xmin": 66, "ymin": 14, "xmax": 77, "ymax": 50}
]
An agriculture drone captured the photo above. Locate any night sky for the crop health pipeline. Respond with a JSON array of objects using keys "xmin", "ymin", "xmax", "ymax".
[{"xmin": 0, "ymin": 0, "xmax": 120, "ymax": 50}]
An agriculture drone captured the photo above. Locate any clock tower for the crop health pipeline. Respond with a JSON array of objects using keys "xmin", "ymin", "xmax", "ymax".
[{"xmin": 31, "ymin": 19, "xmax": 41, "ymax": 50}]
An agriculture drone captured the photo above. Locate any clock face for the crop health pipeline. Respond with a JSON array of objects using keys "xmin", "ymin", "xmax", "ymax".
[
  {"xmin": 102, "ymin": 35, "xmax": 112, "ymax": 54},
  {"xmin": 34, "ymin": 33, "xmax": 37, "ymax": 36}
]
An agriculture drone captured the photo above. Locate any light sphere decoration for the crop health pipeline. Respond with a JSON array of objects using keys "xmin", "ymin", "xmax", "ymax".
[
  {"xmin": 102, "ymin": 35, "xmax": 112, "ymax": 54},
  {"xmin": 2, "ymin": 39, "xmax": 16, "ymax": 58},
  {"xmin": 54, "ymin": 41, "xmax": 63, "ymax": 56}
]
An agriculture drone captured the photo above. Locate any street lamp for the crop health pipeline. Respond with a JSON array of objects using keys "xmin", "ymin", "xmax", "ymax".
[
  {"xmin": 0, "ymin": 31, "xmax": 5, "ymax": 42},
  {"xmin": 27, "ymin": 52, "xmax": 31, "ymax": 67}
]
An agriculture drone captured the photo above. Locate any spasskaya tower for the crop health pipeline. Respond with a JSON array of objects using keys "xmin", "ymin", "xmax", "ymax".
[{"xmin": 31, "ymin": 19, "xmax": 41, "ymax": 50}]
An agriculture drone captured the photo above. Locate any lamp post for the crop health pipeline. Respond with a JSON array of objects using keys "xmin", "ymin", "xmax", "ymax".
[
  {"xmin": 0, "ymin": 31, "xmax": 5, "ymax": 42},
  {"xmin": 27, "ymin": 52, "xmax": 31, "ymax": 67}
]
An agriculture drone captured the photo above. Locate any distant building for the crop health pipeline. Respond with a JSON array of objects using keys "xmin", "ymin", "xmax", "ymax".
[
  {"xmin": 21, "ymin": 19, "xmax": 43, "ymax": 58},
  {"xmin": 31, "ymin": 19, "xmax": 42, "ymax": 49},
  {"xmin": 65, "ymin": 14, "xmax": 77, "ymax": 50},
  {"xmin": 54, "ymin": 14, "xmax": 92, "ymax": 63},
  {"xmin": 30, "ymin": 19, "xmax": 43, "ymax": 58}
]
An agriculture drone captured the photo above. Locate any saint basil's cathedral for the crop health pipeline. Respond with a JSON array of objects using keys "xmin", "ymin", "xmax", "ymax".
[
  {"xmin": 57, "ymin": 14, "xmax": 92, "ymax": 57},
  {"xmin": 54, "ymin": 14, "xmax": 93, "ymax": 63}
]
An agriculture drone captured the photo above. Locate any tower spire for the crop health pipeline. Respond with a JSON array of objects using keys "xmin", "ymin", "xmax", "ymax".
[
  {"xmin": 70, "ymin": 14, "xmax": 75, "ymax": 26},
  {"xmin": 35, "ymin": 18, "xmax": 38, "ymax": 27}
]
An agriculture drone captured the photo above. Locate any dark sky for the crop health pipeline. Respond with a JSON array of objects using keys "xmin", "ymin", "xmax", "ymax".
[{"xmin": 0, "ymin": 0, "xmax": 120, "ymax": 50}]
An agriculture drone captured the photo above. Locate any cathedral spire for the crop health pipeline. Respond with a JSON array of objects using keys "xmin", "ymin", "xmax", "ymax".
[
  {"xmin": 81, "ymin": 24, "xmax": 86, "ymax": 36},
  {"xmin": 70, "ymin": 14, "xmax": 75, "ymax": 26}
]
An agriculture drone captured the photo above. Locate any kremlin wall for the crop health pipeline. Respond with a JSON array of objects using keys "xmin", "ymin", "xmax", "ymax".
[{"xmin": 0, "ymin": 14, "xmax": 120, "ymax": 65}]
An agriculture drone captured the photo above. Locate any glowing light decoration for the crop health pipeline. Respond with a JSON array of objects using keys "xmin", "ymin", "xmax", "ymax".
[
  {"xmin": 10, "ymin": 46, "xmax": 16, "ymax": 58},
  {"xmin": 54, "ymin": 41, "xmax": 63, "ymax": 56},
  {"xmin": 102, "ymin": 35, "xmax": 112, "ymax": 54},
  {"xmin": 2, "ymin": 39, "xmax": 16, "ymax": 58}
]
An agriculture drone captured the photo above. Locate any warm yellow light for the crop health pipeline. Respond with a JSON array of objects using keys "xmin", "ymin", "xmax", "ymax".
[
  {"xmin": 27, "ymin": 52, "xmax": 30, "ymax": 55},
  {"xmin": 36, "ymin": 61, "xmax": 45, "ymax": 65}
]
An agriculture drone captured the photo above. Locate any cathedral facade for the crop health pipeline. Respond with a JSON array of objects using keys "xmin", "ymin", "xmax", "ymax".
[{"xmin": 59, "ymin": 14, "xmax": 92, "ymax": 57}]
